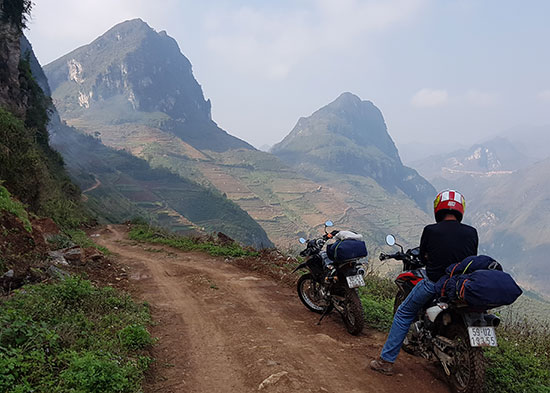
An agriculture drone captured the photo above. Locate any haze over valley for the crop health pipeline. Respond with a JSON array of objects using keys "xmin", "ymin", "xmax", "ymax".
[{"xmin": 25, "ymin": 15, "xmax": 547, "ymax": 296}]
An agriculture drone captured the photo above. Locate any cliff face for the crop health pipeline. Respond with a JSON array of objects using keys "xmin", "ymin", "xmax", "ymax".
[
  {"xmin": 0, "ymin": 12, "xmax": 25, "ymax": 115},
  {"xmin": 0, "ymin": 7, "xmax": 85, "ymax": 225}
]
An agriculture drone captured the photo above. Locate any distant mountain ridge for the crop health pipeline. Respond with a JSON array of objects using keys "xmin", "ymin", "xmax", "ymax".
[
  {"xmin": 272, "ymin": 92, "xmax": 435, "ymax": 211},
  {"xmin": 412, "ymin": 136, "xmax": 531, "ymax": 181},
  {"xmin": 44, "ymin": 18, "xmax": 252, "ymax": 152},
  {"xmin": 469, "ymin": 157, "xmax": 550, "ymax": 295},
  {"xmin": 407, "ymin": 132, "xmax": 550, "ymax": 296}
]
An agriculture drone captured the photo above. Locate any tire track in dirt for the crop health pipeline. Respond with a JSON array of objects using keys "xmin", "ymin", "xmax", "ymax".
[{"xmin": 96, "ymin": 225, "xmax": 449, "ymax": 393}]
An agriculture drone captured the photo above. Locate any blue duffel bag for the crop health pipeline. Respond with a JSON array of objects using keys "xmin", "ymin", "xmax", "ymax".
[
  {"xmin": 435, "ymin": 274, "xmax": 460, "ymax": 301},
  {"xmin": 455, "ymin": 270, "xmax": 523, "ymax": 308},
  {"xmin": 445, "ymin": 255, "xmax": 502, "ymax": 276},
  {"xmin": 327, "ymin": 239, "xmax": 368, "ymax": 262}
]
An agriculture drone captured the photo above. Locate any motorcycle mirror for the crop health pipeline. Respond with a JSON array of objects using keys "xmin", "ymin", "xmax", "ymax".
[
  {"xmin": 325, "ymin": 220, "xmax": 334, "ymax": 227},
  {"xmin": 385, "ymin": 234, "xmax": 396, "ymax": 246},
  {"xmin": 299, "ymin": 238, "xmax": 306, "ymax": 244}
]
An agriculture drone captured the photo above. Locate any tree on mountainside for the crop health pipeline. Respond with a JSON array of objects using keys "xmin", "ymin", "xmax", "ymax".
[{"xmin": 0, "ymin": 0, "xmax": 32, "ymax": 29}]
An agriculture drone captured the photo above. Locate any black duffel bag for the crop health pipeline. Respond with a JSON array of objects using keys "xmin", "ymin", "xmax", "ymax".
[{"xmin": 327, "ymin": 239, "xmax": 368, "ymax": 262}]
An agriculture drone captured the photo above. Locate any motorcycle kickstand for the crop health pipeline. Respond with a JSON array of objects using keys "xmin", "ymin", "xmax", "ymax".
[{"xmin": 317, "ymin": 305, "xmax": 331, "ymax": 325}]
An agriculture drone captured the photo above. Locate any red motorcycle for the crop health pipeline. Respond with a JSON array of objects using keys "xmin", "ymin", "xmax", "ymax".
[{"xmin": 380, "ymin": 235, "xmax": 499, "ymax": 393}]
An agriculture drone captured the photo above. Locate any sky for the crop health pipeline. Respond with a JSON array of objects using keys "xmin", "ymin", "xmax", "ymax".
[{"xmin": 26, "ymin": 0, "xmax": 550, "ymax": 161}]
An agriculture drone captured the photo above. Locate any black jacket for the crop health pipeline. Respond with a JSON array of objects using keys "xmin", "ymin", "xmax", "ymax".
[{"xmin": 419, "ymin": 220, "xmax": 478, "ymax": 282}]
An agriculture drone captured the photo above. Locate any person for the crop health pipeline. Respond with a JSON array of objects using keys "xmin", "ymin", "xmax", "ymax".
[{"xmin": 370, "ymin": 189, "xmax": 478, "ymax": 375}]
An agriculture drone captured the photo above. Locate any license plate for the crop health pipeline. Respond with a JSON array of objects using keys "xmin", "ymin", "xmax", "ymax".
[
  {"xmin": 346, "ymin": 274, "xmax": 365, "ymax": 288},
  {"xmin": 468, "ymin": 326, "xmax": 498, "ymax": 347}
]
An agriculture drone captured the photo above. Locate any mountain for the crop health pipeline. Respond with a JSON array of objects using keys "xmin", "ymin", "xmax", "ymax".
[
  {"xmin": 271, "ymin": 92, "xmax": 435, "ymax": 211},
  {"xmin": 46, "ymin": 20, "xmax": 434, "ymax": 252},
  {"xmin": 44, "ymin": 18, "xmax": 252, "ymax": 153},
  {"xmin": 468, "ymin": 157, "xmax": 550, "ymax": 295},
  {"xmin": 412, "ymin": 136, "xmax": 531, "ymax": 183},
  {"xmin": 407, "ymin": 133, "xmax": 550, "ymax": 295}
]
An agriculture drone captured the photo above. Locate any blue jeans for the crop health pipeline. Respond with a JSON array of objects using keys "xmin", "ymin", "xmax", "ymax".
[{"xmin": 380, "ymin": 279, "xmax": 437, "ymax": 363}]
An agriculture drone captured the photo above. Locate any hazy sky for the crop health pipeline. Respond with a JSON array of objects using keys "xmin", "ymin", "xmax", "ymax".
[{"xmin": 27, "ymin": 0, "xmax": 550, "ymax": 158}]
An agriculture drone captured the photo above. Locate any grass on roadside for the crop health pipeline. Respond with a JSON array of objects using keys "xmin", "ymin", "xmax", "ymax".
[
  {"xmin": 47, "ymin": 229, "xmax": 110, "ymax": 255},
  {"xmin": 0, "ymin": 276, "xmax": 152, "ymax": 393},
  {"xmin": 128, "ymin": 223, "xmax": 259, "ymax": 258},
  {"xmin": 359, "ymin": 273, "xmax": 395, "ymax": 331}
]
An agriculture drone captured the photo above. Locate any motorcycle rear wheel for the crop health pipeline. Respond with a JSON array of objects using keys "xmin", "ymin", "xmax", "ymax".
[
  {"xmin": 297, "ymin": 273, "xmax": 332, "ymax": 314},
  {"xmin": 341, "ymin": 288, "xmax": 365, "ymax": 336},
  {"xmin": 446, "ymin": 324, "xmax": 485, "ymax": 393}
]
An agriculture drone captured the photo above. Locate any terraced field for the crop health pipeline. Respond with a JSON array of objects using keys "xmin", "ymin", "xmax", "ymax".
[{"xmin": 62, "ymin": 117, "xmax": 430, "ymax": 255}]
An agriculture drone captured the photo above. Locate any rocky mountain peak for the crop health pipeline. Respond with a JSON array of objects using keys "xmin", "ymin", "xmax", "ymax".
[
  {"xmin": 44, "ymin": 18, "xmax": 211, "ymax": 122},
  {"xmin": 272, "ymin": 93, "xmax": 435, "ymax": 211},
  {"xmin": 45, "ymin": 19, "xmax": 253, "ymax": 152},
  {"xmin": 273, "ymin": 92, "xmax": 399, "ymax": 162}
]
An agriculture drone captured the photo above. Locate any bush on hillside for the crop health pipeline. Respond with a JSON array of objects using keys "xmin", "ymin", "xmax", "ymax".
[{"xmin": 0, "ymin": 277, "xmax": 152, "ymax": 393}]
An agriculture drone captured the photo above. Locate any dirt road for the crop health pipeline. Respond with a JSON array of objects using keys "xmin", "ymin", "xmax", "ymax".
[
  {"xmin": 96, "ymin": 225, "xmax": 449, "ymax": 393},
  {"xmin": 81, "ymin": 176, "xmax": 101, "ymax": 202}
]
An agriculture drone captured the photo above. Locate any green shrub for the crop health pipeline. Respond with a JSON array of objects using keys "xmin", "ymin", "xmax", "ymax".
[
  {"xmin": 0, "ymin": 184, "xmax": 32, "ymax": 232},
  {"xmin": 47, "ymin": 233, "xmax": 74, "ymax": 250},
  {"xmin": 118, "ymin": 324, "xmax": 153, "ymax": 350},
  {"xmin": 61, "ymin": 352, "xmax": 131, "ymax": 393},
  {"xmin": 0, "ymin": 277, "xmax": 152, "ymax": 393},
  {"xmin": 64, "ymin": 228, "xmax": 110, "ymax": 254}
]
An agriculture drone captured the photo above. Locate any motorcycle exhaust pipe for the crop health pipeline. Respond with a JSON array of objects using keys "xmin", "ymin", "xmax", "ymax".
[{"xmin": 484, "ymin": 314, "xmax": 500, "ymax": 327}]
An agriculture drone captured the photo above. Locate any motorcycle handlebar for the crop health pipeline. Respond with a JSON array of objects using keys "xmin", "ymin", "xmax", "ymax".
[{"xmin": 379, "ymin": 252, "xmax": 404, "ymax": 261}]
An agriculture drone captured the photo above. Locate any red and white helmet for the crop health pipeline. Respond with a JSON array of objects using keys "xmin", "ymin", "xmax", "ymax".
[{"xmin": 433, "ymin": 189, "xmax": 466, "ymax": 222}]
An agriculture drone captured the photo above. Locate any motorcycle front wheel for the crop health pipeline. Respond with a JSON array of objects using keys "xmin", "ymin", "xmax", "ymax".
[
  {"xmin": 341, "ymin": 288, "xmax": 365, "ymax": 336},
  {"xmin": 446, "ymin": 324, "xmax": 485, "ymax": 393},
  {"xmin": 297, "ymin": 273, "xmax": 332, "ymax": 314}
]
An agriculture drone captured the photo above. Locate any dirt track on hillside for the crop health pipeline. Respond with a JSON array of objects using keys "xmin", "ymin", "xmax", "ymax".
[{"xmin": 96, "ymin": 225, "xmax": 449, "ymax": 393}]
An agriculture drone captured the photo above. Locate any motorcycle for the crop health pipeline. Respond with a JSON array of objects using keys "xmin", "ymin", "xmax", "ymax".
[
  {"xmin": 380, "ymin": 234, "xmax": 499, "ymax": 393},
  {"xmin": 293, "ymin": 221, "xmax": 366, "ymax": 335}
]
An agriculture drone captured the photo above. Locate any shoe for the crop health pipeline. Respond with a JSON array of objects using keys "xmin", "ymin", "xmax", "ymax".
[{"xmin": 370, "ymin": 357, "xmax": 394, "ymax": 376}]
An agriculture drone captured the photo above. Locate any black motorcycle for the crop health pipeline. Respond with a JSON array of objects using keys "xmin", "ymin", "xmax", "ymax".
[
  {"xmin": 380, "ymin": 234, "xmax": 499, "ymax": 393},
  {"xmin": 293, "ymin": 221, "xmax": 366, "ymax": 335}
]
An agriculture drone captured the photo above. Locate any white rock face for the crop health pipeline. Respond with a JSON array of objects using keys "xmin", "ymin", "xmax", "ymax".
[
  {"xmin": 78, "ymin": 91, "xmax": 92, "ymax": 108},
  {"xmin": 68, "ymin": 59, "xmax": 84, "ymax": 84},
  {"xmin": 128, "ymin": 91, "xmax": 138, "ymax": 110}
]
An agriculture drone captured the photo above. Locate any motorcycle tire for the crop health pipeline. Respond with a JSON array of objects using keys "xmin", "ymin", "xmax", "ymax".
[
  {"xmin": 445, "ymin": 324, "xmax": 485, "ymax": 393},
  {"xmin": 341, "ymin": 288, "xmax": 365, "ymax": 336},
  {"xmin": 297, "ymin": 273, "xmax": 332, "ymax": 314}
]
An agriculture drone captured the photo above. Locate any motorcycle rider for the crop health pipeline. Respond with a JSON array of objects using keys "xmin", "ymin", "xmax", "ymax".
[{"xmin": 370, "ymin": 190, "xmax": 478, "ymax": 375}]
